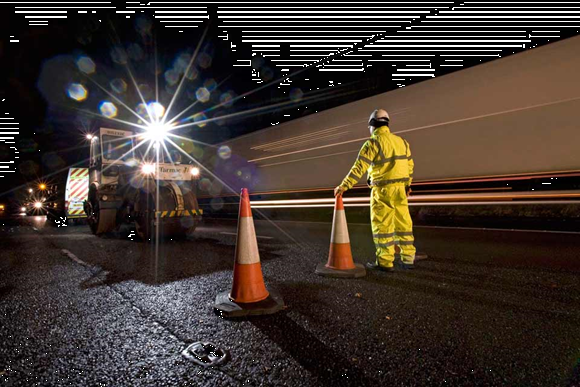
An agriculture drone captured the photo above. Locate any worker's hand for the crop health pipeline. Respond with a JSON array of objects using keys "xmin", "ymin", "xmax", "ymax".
[
  {"xmin": 405, "ymin": 186, "xmax": 412, "ymax": 197},
  {"xmin": 334, "ymin": 186, "xmax": 346, "ymax": 197}
]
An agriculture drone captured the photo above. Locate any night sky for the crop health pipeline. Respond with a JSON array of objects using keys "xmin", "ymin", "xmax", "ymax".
[{"xmin": 0, "ymin": 1, "xmax": 580, "ymax": 200}]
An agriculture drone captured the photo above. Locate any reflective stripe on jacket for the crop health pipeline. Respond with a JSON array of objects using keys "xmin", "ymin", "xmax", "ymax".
[{"xmin": 339, "ymin": 126, "xmax": 414, "ymax": 190}]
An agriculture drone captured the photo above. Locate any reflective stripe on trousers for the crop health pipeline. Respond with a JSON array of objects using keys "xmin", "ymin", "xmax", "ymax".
[{"xmin": 370, "ymin": 185, "xmax": 416, "ymax": 267}]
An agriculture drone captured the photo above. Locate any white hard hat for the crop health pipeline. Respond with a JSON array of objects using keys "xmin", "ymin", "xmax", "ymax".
[
  {"xmin": 368, "ymin": 109, "xmax": 390, "ymax": 124},
  {"xmin": 368, "ymin": 109, "xmax": 390, "ymax": 134}
]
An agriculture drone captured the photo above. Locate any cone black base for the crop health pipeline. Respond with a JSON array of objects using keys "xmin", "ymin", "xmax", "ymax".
[
  {"xmin": 214, "ymin": 288, "xmax": 284, "ymax": 318},
  {"xmin": 315, "ymin": 263, "xmax": 366, "ymax": 278}
]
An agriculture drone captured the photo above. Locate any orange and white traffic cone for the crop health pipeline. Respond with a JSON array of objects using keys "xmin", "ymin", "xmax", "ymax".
[
  {"xmin": 315, "ymin": 195, "xmax": 366, "ymax": 278},
  {"xmin": 214, "ymin": 188, "xmax": 284, "ymax": 317}
]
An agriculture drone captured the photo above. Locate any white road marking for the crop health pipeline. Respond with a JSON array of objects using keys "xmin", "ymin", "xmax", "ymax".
[
  {"xmin": 61, "ymin": 249, "xmax": 93, "ymax": 268},
  {"xmin": 42, "ymin": 234, "xmax": 94, "ymax": 239}
]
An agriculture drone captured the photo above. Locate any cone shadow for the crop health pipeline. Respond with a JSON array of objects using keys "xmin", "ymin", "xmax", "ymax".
[{"xmin": 250, "ymin": 312, "xmax": 376, "ymax": 387}]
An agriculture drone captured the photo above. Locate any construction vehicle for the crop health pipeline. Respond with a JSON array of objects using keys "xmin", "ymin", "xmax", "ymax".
[
  {"xmin": 84, "ymin": 127, "xmax": 202, "ymax": 240},
  {"xmin": 43, "ymin": 168, "xmax": 89, "ymax": 225}
]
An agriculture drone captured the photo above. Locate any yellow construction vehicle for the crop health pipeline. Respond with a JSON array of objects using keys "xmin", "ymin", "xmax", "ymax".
[{"xmin": 84, "ymin": 127, "xmax": 202, "ymax": 240}]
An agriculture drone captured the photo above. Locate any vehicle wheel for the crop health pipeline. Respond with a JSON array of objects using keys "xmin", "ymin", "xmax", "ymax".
[
  {"xmin": 86, "ymin": 189, "xmax": 116, "ymax": 235},
  {"xmin": 135, "ymin": 213, "xmax": 153, "ymax": 241}
]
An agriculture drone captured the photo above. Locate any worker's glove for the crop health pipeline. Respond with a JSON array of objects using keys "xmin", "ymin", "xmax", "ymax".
[
  {"xmin": 334, "ymin": 186, "xmax": 346, "ymax": 197},
  {"xmin": 405, "ymin": 186, "xmax": 412, "ymax": 197}
]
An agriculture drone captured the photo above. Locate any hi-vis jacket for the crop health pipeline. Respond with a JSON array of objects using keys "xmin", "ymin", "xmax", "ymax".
[{"xmin": 339, "ymin": 125, "xmax": 414, "ymax": 190}]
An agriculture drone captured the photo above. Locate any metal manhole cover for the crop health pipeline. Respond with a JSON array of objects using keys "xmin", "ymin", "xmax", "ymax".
[{"xmin": 182, "ymin": 341, "xmax": 229, "ymax": 367}]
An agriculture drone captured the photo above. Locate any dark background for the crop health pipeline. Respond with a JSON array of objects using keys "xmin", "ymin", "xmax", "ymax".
[{"xmin": 0, "ymin": 1, "xmax": 580, "ymax": 200}]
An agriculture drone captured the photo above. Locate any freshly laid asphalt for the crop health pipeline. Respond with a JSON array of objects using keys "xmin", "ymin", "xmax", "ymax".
[{"xmin": 1, "ymin": 214, "xmax": 580, "ymax": 386}]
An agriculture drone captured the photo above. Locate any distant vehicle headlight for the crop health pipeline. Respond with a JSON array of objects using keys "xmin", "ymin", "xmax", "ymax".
[
  {"xmin": 21, "ymin": 207, "xmax": 26, "ymax": 212},
  {"xmin": 34, "ymin": 202, "xmax": 43, "ymax": 209},
  {"xmin": 190, "ymin": 167, "xmax": 200, "ymax": 177}
]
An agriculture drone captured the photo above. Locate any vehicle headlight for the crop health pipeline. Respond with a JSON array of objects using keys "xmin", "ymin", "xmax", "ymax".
[
  {"xmin": 21, "ymin": 207, "xmax": 26, "ymax": 212},
  {"xmin": 190, "ymin": 167, "xmax": 200, "ymax": 177},
  {"xmin": 141, "ymin": 163, "xmax": 156, "ymax": 175},
  {"xmin": 34, "ymin": 202, "xmax": 43, "ymax": 209}
]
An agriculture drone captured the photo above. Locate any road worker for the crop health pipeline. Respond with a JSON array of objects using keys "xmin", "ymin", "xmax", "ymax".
[{"xmin": 334, "ymin": 109, "xmax": 416, "ymax": 271}]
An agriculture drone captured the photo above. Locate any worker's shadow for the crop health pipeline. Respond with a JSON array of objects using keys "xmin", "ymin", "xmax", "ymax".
[
  {"xmin": 361, "ymin": 260, "xmax": 580, "ymax": 325},
  {"xmin": 79, "ymin": 236, "xmax": 285, "ymax": 288}
]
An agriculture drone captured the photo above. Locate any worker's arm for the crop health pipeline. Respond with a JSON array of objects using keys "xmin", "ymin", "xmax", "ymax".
[
  {"xmin": 336, "ymin": 139, "xmax": 379, "ymax": 195},
  {"xmin": 406, "ymin": 140, "xmax": 414, "ymax": 185},
  {"xmin": 405, "ymin": 139, "xmax": 414, "ymax": 196}
]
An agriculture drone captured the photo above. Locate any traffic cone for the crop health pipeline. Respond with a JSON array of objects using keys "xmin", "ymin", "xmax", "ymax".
[
  {"xmin": 214, "ymin": 188, "xmax": 284, "ymax": 317},
  {"xmin": 315, "ymin": 195, "xmax": 366, "ymax": 278}
]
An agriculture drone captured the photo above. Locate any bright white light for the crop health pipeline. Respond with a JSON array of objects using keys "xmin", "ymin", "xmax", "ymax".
[
  {"xmin": 34, "ymin": 202, "xmax": 43, "ymax": 209},
  {"xmin": 86, "ymin": 134, "xmax": 94, "ymax": 140},
  {"xmin": 191, "ymin": 167, "xmax": 200, "ymax": 176},
  {"xmin": 141, "ymin": 163, "xmax": 156, "ymax": 175},
  {"xmin": 28, "ymin": 188, "xmax": 33, "ymax": 193},
  {"xmin": 144, "ymin": 123, "xmax": 171, "ymax": 143},
  {"xmin": 21, "ymin": 207, "xmax": 26, "ymax": 212}
]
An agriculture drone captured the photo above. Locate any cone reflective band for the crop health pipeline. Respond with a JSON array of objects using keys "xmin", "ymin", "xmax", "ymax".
[
  {"xmin": 214, "ymin": 188, "xmax": 284, "ymax": 317},
  {"xmin": 230, "ymin": 188, "xmax": 269, "ymax": 303},
  {"xmin": 315, "ymin": 195, "xmax": 365, "ymax": 278}
]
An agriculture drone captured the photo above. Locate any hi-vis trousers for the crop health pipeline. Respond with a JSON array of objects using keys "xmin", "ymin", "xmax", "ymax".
[{"xmin": 370, "ymin": 185, "xmax": 416, "ymax": 268}]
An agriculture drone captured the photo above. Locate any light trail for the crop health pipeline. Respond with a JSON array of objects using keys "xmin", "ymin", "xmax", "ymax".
[
  {"xmin": 242, "ymin": 190, "xmax": 580, "ymax": 208},
  {"xmin": 253, "ymin": 101, "xmax": 409, "ymax": 154},
  {"xmin": 248, "ymin": 95, "xmax": 580, "ymax": 164},
  {"xmin": 249, "ymin": 200, "xmax": 580, "ymax": 209},
  {"xmin": 250, "ymin": 125, "xmax": 348, "ymax": 150},
  {"xmin": 258, "ymin": 149, "xmax": 359, "ymax": 168}
]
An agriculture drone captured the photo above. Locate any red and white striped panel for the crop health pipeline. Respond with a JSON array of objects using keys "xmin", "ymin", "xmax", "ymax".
[
  {"xmin": 68, "ymin": 179, "xmax": 89, "ymax": 200},
  {"xmin": 69, "ymin": 168, "xmax": 89, "ymax": 179},
  {"xmin": 66, "ymin": 168, "xmax": 89, "ymax": 218}
]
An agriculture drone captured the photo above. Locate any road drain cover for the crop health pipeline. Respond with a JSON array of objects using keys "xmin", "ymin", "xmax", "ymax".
[{"xmin": 182, "ymin": 341, "xmax": 229, "ymax": 367}]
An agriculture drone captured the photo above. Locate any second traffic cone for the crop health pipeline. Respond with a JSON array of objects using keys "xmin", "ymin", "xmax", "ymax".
[
  {"xmin": 214, "ymin": 188, "xmax": 284, "ymax": 317},
  {"xmin": 315, "ymin": 195, "xmax": 366, "ymax": 278}
]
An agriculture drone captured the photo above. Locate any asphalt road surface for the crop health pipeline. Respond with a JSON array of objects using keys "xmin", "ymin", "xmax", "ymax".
[{"xmin": 1, "ymin": 214, "xmax": 579, "ymax": 386}]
